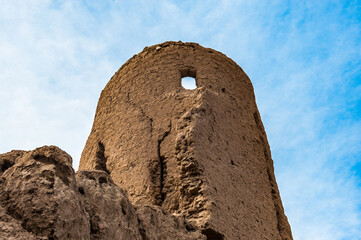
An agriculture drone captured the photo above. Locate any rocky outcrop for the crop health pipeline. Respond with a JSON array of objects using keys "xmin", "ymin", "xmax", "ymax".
[
  {"xmin": 76, "ymin": 170, "xmax": 141, "ymax": 240},
  {"xmin": 0, "ymin": 146, "xmax": 204, "ymax": 240},
  {"xmin": 0, "ymin": 41, "xmax": 292, "ymax": 239},
  {"xmin": 0, "ymin": 146, "xmax": 90, "ymax": 239},
  {"xmin": 0, "ymin": 150, "xmax": 27, "ymax": 176}
]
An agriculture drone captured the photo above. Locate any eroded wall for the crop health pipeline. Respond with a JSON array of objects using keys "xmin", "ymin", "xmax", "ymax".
[{"xmin": 79, "ymin": 41, "xmax": 293, "ymax": 239}]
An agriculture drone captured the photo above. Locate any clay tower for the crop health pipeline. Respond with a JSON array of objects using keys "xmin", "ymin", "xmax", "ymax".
[{"xmin": 79, "ymin": 41, "xmax": 293, "ymax": 239}]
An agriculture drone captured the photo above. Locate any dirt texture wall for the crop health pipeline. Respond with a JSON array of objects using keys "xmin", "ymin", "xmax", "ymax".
[{"xmin": 79, "ymin": 41, "xmax": 292, "ymax": 239}]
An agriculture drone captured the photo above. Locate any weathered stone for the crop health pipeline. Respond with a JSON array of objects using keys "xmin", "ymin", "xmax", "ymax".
[
  {"xmin": 0, "ymin": 204, "xmax": 36, "ymax": 240},
  {"xmin": 0, "ymin": 150, "xmax": 27, "ymax": 176},
  {"xmin": 76, "ymin": 170, "xmax": 142, "ymax": 240},
  {"xmin": 0, "ymin": 146, "xmax": 90, "ymax": 240},
  {"xmin": 79, "ymin": 41, "xmax": 293, "ymax": 239},
  {"xmin": 136, "ymin": 205, "xmax": 206, "ymax": 240},
  {"xmin": 0, "ymin": 146, "xmax": 203, "ymax": 240}
]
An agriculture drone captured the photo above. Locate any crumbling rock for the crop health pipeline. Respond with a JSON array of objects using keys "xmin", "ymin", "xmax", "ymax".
[
  {"xmin": 0, "ymin": 150, "xmax": 27, "ymax": 176},
  {"xmin": 0, "ymin": 146, "xmax": 90, "ymax": 240},
  {"xmin": 76, "ymin": 170, "xmax": 141, "ymax": 240},
  {"xmin": 0, "ymin": 204, "xmax": 36, "ymax": 240},
  {"xmin": 136, "ymin": 205, "xmax": 205, "ymax": 240},
  {"xmin": 0, "ymin": 146, "xmax": 205, "ymax": 240},
  {"xmin": 1, "ymin": 41, "xmax": 293, "ymax": 240}
]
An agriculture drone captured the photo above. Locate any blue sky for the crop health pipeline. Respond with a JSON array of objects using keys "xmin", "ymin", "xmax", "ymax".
[{"xmin": 0, "ymin": 1, "xmax": 360, "ymax": 239}]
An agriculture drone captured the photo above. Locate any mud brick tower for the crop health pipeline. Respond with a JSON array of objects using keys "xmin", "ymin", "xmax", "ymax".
[{"xmin": 79, "ymin": 41, "xmax": 293, "ymax": 240}]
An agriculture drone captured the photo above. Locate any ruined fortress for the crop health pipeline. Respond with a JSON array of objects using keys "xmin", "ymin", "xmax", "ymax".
[{"xmin": 0, "ymin": 42, "xmax": 292, "ymax": 239}]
